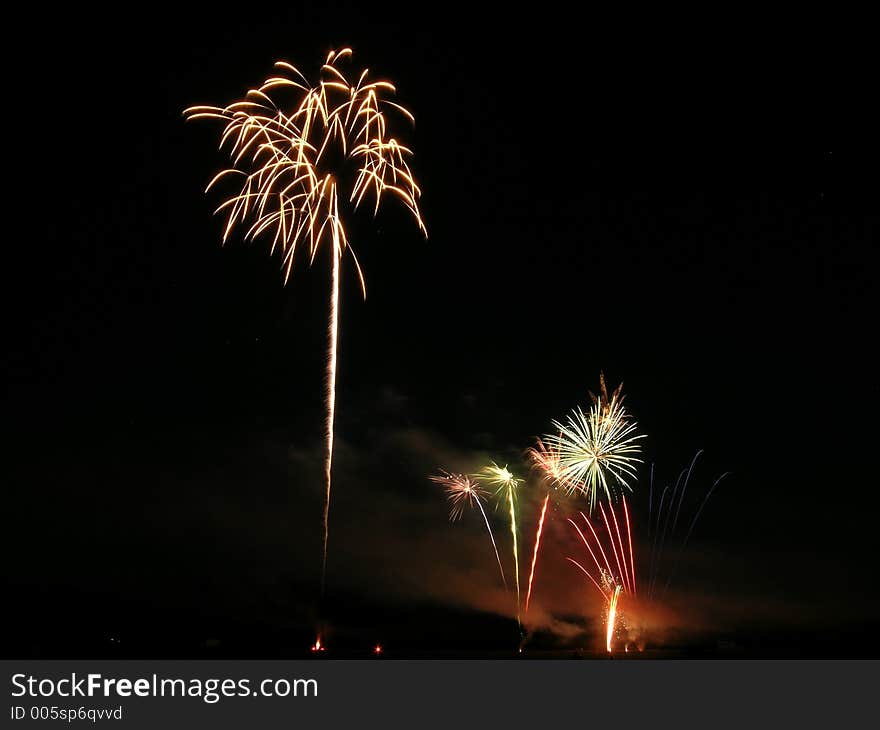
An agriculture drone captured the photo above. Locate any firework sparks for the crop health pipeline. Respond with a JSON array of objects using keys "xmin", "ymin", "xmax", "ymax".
[
  {"xmin": 606, "ymin": 584, "xmax": 622, "ymax": 653},
  {"xmin": 430, "ymin": 472, "xmax": 506, "ymax": 590},
  {"xmin": 184, "ymin": 49, "xmax": 426, "ymax": 593},
  {"xmin": 477, "ymin": 463, "xmax": 523, "ymax": 624},
  {"xmin": 544, "ymin": 383, "xmax": 644, "ymax": 511},
  {"xmin": 646, "ymin": 454, "xmax": 731, "ymax": 599},
  {"xmin": 568, "ymin": 501, "xmax": 636, "ymax": 597},
  {"xmin": 528, "ymin": 437, "xmax": 566, "ymax": 486},
  {"xmin": 566, "ymin": 497, "xmax": 637, "ymax": 651}
]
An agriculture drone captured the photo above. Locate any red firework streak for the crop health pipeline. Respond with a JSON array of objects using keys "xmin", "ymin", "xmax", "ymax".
[
  {"xmin": 524, "ymin": 437, "xmax": 566, "ymax": 614},
  {"xmin": 566, "ymin": 496, "xmax": 637, "ymax": 652},
  {"xmin": 524, "ymin": 493, "xmax": 550, "ymax": 613}
]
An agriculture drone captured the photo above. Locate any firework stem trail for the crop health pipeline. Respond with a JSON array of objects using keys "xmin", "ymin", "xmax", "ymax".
[
  {"xmin": 475, "ymin": 495, "xmax": 507, "ymax": 590},
  {"xmin": 475, "ymin": 464, "xmax": 521, "ymax": 628},
  {"xmin": 663, "ymin": 472, "xmax": 731, "ymax": 595},
  {"xmin": 431, "ymin": 472, "xmax": 506, "ymax": 589},
  {"xmin": 508, "ymin": 488, "xmax": 521, "ymax": 625},
  {"xmin": 623, "ymin": 496, "xmax": 636, "ymax": 596},
  {"xmin": 320, "ymin": 241, "xmax": 341, "ymax": 596},
  {"xmin": 600, "ymin": 504, "xmax": 627, "ymax": 594},
  {"xmin": 608, "ymin": 501, "xmax": 632, "ymax": 594},
  {"xmin": 568, "ymin": 518, "xmax": 608, "ymax": 582},
  {"xmin": 565, "ymin": 557, "xmax": 608, "ymax": 600},
  {"xmin": 654, "ymin": 454, "xmax": 700, "ymax": 588},
  {"xmin": 525, "ymin": 493, "xmax": 550, "ymax": 613},
  {"xmin": 653, "ymin": 468, "xmax": 686, "ymax": 596},
  {"xmin": 671, "ymin": 450, "xmax": 702, "ymax": 536},
  {"xmin": 648, "ymin": 485, "xmax": 669, "ymax": 598},
  {"xmin": 682, "ymin": 473, "xmax": 731, "ymax": 547},
  {"xmin": 580, "ymin": 512, "xmax": 615, "ymax": 578}
]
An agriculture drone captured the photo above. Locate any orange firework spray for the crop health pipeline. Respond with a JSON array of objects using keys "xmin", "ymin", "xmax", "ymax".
[
  {"xmin": 606, "ymin": 584, "xmax": 621, "ymax": 653},
  {"xmin": 525, "ymin": 493, "xmax": 550, "ymax": 613}
]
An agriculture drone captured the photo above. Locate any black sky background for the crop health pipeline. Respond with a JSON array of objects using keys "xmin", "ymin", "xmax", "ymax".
[{"xmin": 4, "ymin": 6, "xmax": 878, "ymax": 656}]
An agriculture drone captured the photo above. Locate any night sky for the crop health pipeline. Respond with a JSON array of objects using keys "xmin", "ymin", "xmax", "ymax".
[{"xmin": 6, "ymin": 7, "xmax": 878, "ymax": 657}]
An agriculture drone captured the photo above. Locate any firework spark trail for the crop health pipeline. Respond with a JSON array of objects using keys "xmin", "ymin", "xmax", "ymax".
[
  {"xmin": 566, "ymin": 556, "xmax": 608, "ymax": 599},
  {"xmin": 606, "ymin": 584, "xmax": 622, "ymax": 653},
  {"xmin": 430, "ymin": 472, "xmax": 506, "ymax": 590},
  {"xmin": 321, "ymin": 242, "xmax": 340, "ymax": 594},
  {"xmin": 475, "ymin": 496, "xmax": 508, "ymax": 590},
  {"xmin": 655, "ymin": 466, "xmax": 687, "ymax": 580},
  {"xmin": 599, "ymin": 504, "xmax": 628, "ymax": 595},
  {"xmin": 645, "ymin": 455, "xmax": 731, "ymax": 598},
  {"xmin": 649, "ymin": 456, "xmax": 700, "ymax": 597},
  {"xmin": 185, "ymin": 49, "xmax": 426, "ymax": 596},
  {"xmin": 663, "ymin": 472, "xmax": 731, "ymax": 595},
  {"xmin": 580, "ymin": 512, "xmax": 615, "ymax": 579},
  {"xmin": 508, "ymin": 488, "xmax": 521, "ymax": 623},
  {"xmin": 522, "ymin": 438, "xmax": 566, "ymax": 614},
  {"xmin": 568, "ymin": 500, "xmax": 636, "ymax": 597},
  {"xmin": 524, "ymin": 493, "xmax": 550, "ymax": 613},
  {"xmin": 567, "ymin": 499, "xmax": 636, "ymax": 652},
  {"xmin": 566, "ymin": 519, "xmax": 610, "ymax": 598},
  {"xmin": 478, "ymin": 463, "xmax": 522, "ymax": 625},
  {"xmin": 609, "ymin": 501, "xmax": 632, "ymax": 594},
  {"xmin": 623, "ymin": 497, "xmax": 636, "ymax": 597},
  {"xmin": 650, "ymin": 479, "xmax": 678, "ymax": 599},
  {"xmin": 648, "ymin": 484, "xmax": 669, "ymax": 598},
  {"xmin": 671, "ymin": 450, "xmax": 702, "ymax": 536}
]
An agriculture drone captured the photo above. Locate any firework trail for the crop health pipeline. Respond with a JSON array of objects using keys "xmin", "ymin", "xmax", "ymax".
[
  {"xmin": 523, "ymin": 438, "xmax": 565, "ymax": 614},
  {"xmin": 646, "ymin": 453, "xmax": 730, "ymax": 599},
  {"xmin": 566, "ymin": 452, "xmax": 729, "ymax": 650},
  {"xmin": 430, "ymin": 472, "xmax": 507, "ymax": 589},
  {"xmin": 507, "ymin": 490, "xmax": 519, "ymax": 622},
  {"xmin": 662, "ymin": 471, "xmax": 730, "ymax": 595},
  {"xmin": 566, "ymin": 497, "xmax": 636, "ymax": 652},
  {"xmin": 184, "ymin": 49, "xmax": 426, "ymax": 592},
  {"xmin": 477, "ymin": 463, "xmax": 523, "ymax": 624},
  {"xmin": 648, "ymin": 452, "xmax": 701, "ymax": 596},
  {"xmin": 322, "ymin": 240, "xmax": 340, "ymax": 593},
  {"xmin": 623, "ymin": 496, "xmax": 636, "ymax": 597},
  {"xmin": 544, "ymin": 381, "xmax": 644, "ymax": 511},
  {"xmin": 524, "ymin": 493, "xmax": 549, "ymax": 613}
]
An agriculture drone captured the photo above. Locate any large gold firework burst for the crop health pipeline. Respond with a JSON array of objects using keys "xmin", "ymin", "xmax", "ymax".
[
  {"xmin": 184, "ymin": 48, "xmax": 426, "ymax": 591},
  {"xmin": 184, "ymin": 48, "xmax": 425, "ymax": 282}
]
